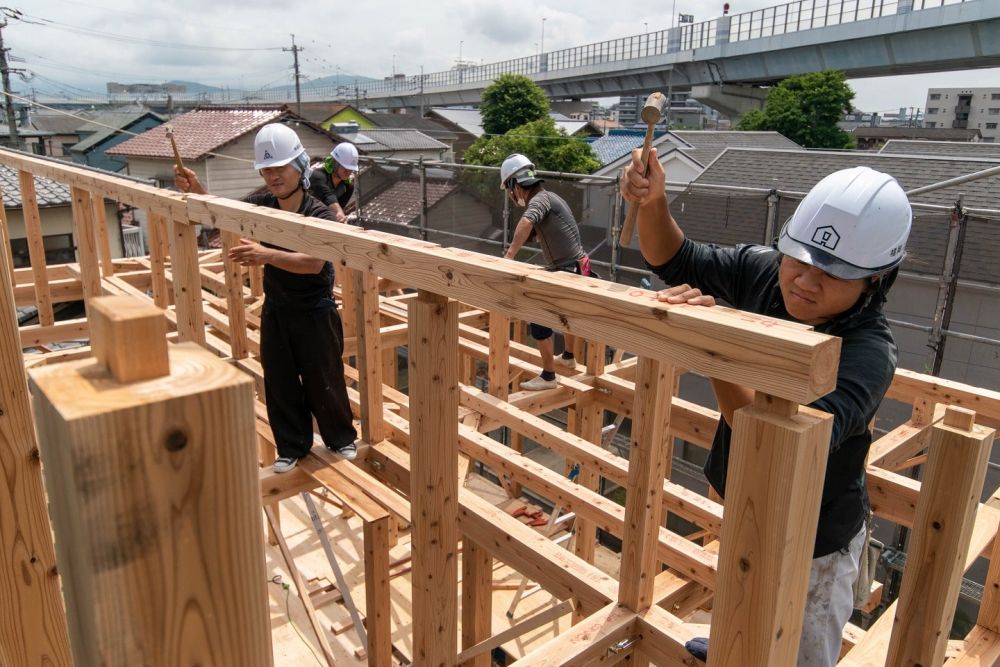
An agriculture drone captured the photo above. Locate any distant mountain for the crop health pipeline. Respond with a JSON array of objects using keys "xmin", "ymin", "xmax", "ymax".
[{"xmin": 165, "ymin": 80, "xmax": 226, "ymax": 94}]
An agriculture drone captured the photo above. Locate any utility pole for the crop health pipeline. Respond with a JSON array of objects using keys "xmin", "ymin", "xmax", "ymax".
[
  {"xmin": 0, "ymin": 18, "xmax": 23, "ymax": 150},
  {"xmin": 283, "ymin": 34, "xmax": 303, "ymax": 115}
]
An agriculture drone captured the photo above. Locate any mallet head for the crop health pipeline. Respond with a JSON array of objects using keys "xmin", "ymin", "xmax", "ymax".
[{"xmin": 640, "ymin": 92, "xmax": 667, "ymax": 125}]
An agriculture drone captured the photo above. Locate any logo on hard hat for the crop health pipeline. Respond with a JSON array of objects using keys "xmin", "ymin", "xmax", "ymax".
[
  {"xmin": 264, "ymin": 150, "xmax": 273, "ymax": 160},
  {"xmin": 811, "ymin": 226, "xmax": 840, "ymax": 250}
]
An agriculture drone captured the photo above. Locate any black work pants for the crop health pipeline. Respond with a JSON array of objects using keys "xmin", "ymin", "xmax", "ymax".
[{"xmin": 261, "ymin": 303, "xmax": 357, "ymax": 459}]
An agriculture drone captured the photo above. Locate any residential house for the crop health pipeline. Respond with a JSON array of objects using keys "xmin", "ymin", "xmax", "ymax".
[
  {"xmin": 853, "ymin": 126, "xmax": 981, "ymax": 150},
  {"xmin": 106, "ymin": 105, "xmax": 346, "ymax": 200},
  {"xmin": 674, "ymin": 147, "xmax": 1000, "ymax": 387},
  {"xmin": 1, "ymin": 165, "xmax": 123, "ymax": 269},
  {"xmin": 336, "ymin": 128, "xmax": 448, "ymax": 161},
  {"xmin": 30, "ymin": 109, "xmax": 94, "ymax": 158},
  {"xmin": 70, "ymin": 110, "xmax": 166, "ymax": 172},
  {"xmin": 879, "ymin": 139, "xmax": 1000, "ymax": 160},
  {"xmin": 364, "ymin": 112, "xmax": 458, "ymax": 160},
  {"xmin": 298, "ymin": 102, "xmax": 371, "ymax": 130}
]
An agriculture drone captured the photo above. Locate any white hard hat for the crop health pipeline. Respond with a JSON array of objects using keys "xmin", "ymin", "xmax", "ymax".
[
  {"xmin": 331, "ymin": 142, "xmax": 360, "ymax": 172},
  {"xmin": 253, "ymin": 123, "xmax": 305, "ymax": 170},
  {"xmin": 500, "ymin": 153, "xmax": 541, "ymax": 190},
  {"xmin": 777, "ymin": 166, "xmax": 911, "ymax": 279}
]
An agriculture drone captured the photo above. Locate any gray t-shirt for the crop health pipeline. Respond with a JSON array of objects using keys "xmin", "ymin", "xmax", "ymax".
[{"xmin": 521, "ymin": 190, "xmax": 585, "ymax": 268}]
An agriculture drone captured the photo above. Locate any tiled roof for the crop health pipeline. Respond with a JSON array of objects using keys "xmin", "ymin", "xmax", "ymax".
[
  {"xmin": 853, "ymin": 126, "xmax": 981, "ymax": 141},
  {"xmin": 589, "ymin": 134, "xmax": 646, "ymax": 166},
  {"xmin": 107, "ymin": 106, "xmax": 288, "ymax": 159},
  {"xmin": 365, "ymin": 112, "xmax": 458, "ymax": 143},
  {"xmin": 297, "ymin": 102, "xmax": 350, "ymax": 124},
  {"xmin": 362, "ymin": 179, "xmax": 457, "ymax": 225},
  {"xmin": 0, "ymin": 164, "xmax": 70, "ymax": 208},
  {"xmin": 685, "ymin": 148, "xmax": 1000, "ymax": 284},
  {"xmin": 31, "ymin": 111, "xmax": 93, "ymax": 135},
  {"xmin": 0, "ymin": 125, "xmax": 53, "ymax": 138},
  {"xmin": 880, "ymin": 140, "xmax": 1000, "ymax": 159},
  {"xmin": 671, "ymin": 131, "xmax": 801, "ymax": 168},
  {"xmin": 428, "ymin": 108, "xmax": 484, "ymax": 137},
  {"xmin": 352, "ymin": 128, "xmax": 448, "ymax": 152},
  {"xmin": 71, "ymin": 111, "xmax": 164, "ymax": 154}
]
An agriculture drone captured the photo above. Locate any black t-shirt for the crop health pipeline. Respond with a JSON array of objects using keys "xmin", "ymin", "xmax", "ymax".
[
  {"xmin": 245, "ymin": 191, "xmax": 336, "ymax": 310},
  {"xmin": 649, "ymin": 239, "xmax": 898, "ymax": 557},
  {"xmin": 309, "ymin": 169, "xmax": 355, "ymax": 209}
]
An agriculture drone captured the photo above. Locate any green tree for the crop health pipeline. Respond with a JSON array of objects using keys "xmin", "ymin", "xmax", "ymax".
[
  {"xmin": 738, "ymin": 70, "xmax": 855, "ymax": 149},
  {"xmin": 464, "ymin": 117, "xmax": 600, "ymax": 175},
  {"xmin": 480, "ymin": 74, "xmax": 550, "ymax": 136}
]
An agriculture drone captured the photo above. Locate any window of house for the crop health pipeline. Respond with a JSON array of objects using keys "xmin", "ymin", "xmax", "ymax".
[
  {"xmin": 929, "ymin": 93, "xmax": 941, "ymax": 100},
  {"xmin": 8, "ymin": 233, "xmax": 75, "ymax": 269},
  {"xmin": 987, "ymin": 123, "xmax": 998, "ymax": 129},
  {"xmin": 992, "ymin": 93, "xmax": 1000, "ymax": 100},
  {"xmin": 927, "ymin": 108, "xmax": 938, "ymax": 114},
  {"xmin": 925, "ymin": 122, "xmax": 936, "ymax": 128},
  {"xmin": 990, "ymin": 108, "xmax": 1000, "ymax": 115}
]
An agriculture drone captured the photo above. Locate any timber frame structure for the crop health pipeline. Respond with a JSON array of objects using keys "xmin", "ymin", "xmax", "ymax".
[{"xmin": 3, "ymin": 148, "xmax": 1000, "ymax": 667}]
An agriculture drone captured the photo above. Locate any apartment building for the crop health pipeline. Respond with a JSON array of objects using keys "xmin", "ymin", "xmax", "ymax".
[{"xmin": 924, "ymin": 87, "xmax": 1000, "ymax": 143}]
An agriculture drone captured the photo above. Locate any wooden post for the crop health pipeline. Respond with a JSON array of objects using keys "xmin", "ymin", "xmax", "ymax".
[
  {"xmin": 70, "ymin": 186, "xmax": 102, "ymax": 312},
  {"xmin": 382, "ymin": 346, "xmax": 397, "ymax": 389},
  {"xmin": 221, "ymin": 231, "xmax": 249, "ymax": 360},
  {"xmin": 168, "ymin": 217, "xmax": 205, "ymax": 345},
  {"xmin": 618, "ymin": 357, "xmax": 673, "ymax": 612},
  {"xmin": 18, "ymin": 170, "xmax": 55, "ymax": 325},
  {"xmin": 0, "ymin": 186, "xmax": 13, "ymax": 278},
  {"xmin": 886, "ymin": 406, "xmax": 994, "ymax": 666},
  {"xmin": 146, "ymin": 211, "xmax": 170, "ymax": 309},
  {"xmin": 339, "ymin": 266, "xmax": 358, "ymax": 340},
  {"xmin": 0, "ymin": 181, "xmax": 72, "ymax": 667},
  {"xmin": 355, "ymin": 269, "xmax": 384, "ymax": 443},
  {"xmin": 488, "ymin": 312, "xmax": 510, "ymax": 400},
  {"xmin": 90, "ymin": 193, "xmax": 115, "ymax": 278},
  {"xmin": 29, "ymin": 296, "xmax": 271, "ymax": 667},
  {"xmin": 462, "ymin": 539, "xmax": 494, "ymax": 667},
  {"xmin": 573, "ymin": 340, "xmax": 607, "ymax": 573},
  {"xmin": 364, "ymin": 515, "xmax": 393, "ymax": 667},
  {"xmin": 248, "ymin": 265, "xmax": 264, "ymax": 299},
  {"xmin": 708, "ymin": 394, "xmax": 833, "ymax": 667},
  {"xmin": 409, "ymin": 290, "xmax": 459, "ymax": 666}
]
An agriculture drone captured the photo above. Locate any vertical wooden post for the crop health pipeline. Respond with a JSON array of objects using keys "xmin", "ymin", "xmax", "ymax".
[
  {"xmin": 364, "ymin": 515, "xmax": 393, "ymax": 667},
  {"xmin": 618, "ymin": 357, "xmax": 673, "ymax": 612},
  {"xmin": 488, "ymin": 312, "xmax": 510, "ymax": 400},
  {"xmin": 573, "ymin": 340, "xmax": 607, "ymax": 572},
  {"xmin": 29, "ymin": 296, "xmax": 271, "ymax": 667},
  {"xmin": 168, "ymin": 217, "xmax": 205, "ymax": 345},
  {"xmin": 0, "ymin": 181, "xmax": 72, "ymax": 667},
  {"xmin": 0, "ymin": 185, "xmax": 13, "ymax": 278},
  {"xmin": 91, "ymin": 194, "xmax": 115, "ymax": 278},
  {"xmin": 462, "ymin": 539, "xmax": 494, "ymax": 667},
  {"xmin": 70, "ymin": 186, "xmax": 102, "ymax": 312},
  {"xmin": 18, "ymin": 170, "xmax": 55, "ymax": 325},
  {"xmin": 409, "ymin": 290, "xmax": 459, "ymax": 666},
  {"xmin": 355, "ymin": 269, "xmax": 384, "ymax": 443},
  {"xmin": 708, "ymin": 394, "xmax": 832, "ymax": 667},
  {"xmin": 146, "ymin": 211, "xmax": 170, "ymax": 309},
  {"xmin": 221, "ymin": 231, "xmax": 248, "ymax": 360},
  {"xmin": 339, "ymin": 266, "xmax": 358, "ymax": 340},
  {"xmin": 887, "ymin": 406, "xmax": 993, "ymax": 666},
  {"xmin": 248, "ymin": 265, "xmax": 264, "ymax": 300},
  {"xmin": 382, "ymin": 346, "xmax": 397, "ymax": 388}
]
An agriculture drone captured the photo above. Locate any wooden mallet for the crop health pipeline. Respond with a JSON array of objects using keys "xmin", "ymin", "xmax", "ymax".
[
  {"xmin": 619, "ymin": 91, "xmax": 668, "ymax": 246},
  {"xmin": 164, "ymin": 124, "xmax": 186, "ymax": 174}
]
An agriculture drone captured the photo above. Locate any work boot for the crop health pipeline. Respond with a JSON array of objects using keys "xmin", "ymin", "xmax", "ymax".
[
  {"xmin": 330, "ymin": 440, "xmax": 357, "ymax": 461},
  {"xmin": 556, "ymin": 355, "xmax": 576, "ymax": 369},
  {"xmin": 272, "ymin": 456, "xmax": 299, "ymax": 473}
]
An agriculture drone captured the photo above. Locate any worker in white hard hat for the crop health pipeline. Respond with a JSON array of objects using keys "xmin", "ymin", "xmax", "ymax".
[
  {"xmin": 310, "ymin": 141, "xmax": 359, "ymax": 223},
  {"xmin": 500, "ymin": 153, "xmax": 592, "ymax": 391},
  {"xmin": 621, "ymin": 151, "xmax": 911, "ymax": 667},
  {"xmin": 175, "ymin": 123, "xmax": 358, "ymax": 473}
]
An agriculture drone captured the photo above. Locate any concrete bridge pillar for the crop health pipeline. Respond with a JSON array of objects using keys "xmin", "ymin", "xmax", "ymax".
[
  {"xmin": 691, "ymin": 84, "xmax": 769, "ymax": 121},
  {"xmin": 668, "ymin": 27, "xmax": 682, "ymax": 53},
  {"xmin": 897, "ymin": 0, "xmax": 914, "ymax": 14}
]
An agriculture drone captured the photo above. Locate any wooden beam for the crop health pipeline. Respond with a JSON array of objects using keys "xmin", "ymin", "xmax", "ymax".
[
  {"xmin": 29, "ymin": 334, "xmax": 270, "ymax": 666},
  {"xmin": 618, "ymin": 357, "xmax": 673, "ymax": 612},
  {"xmin": 69, "ymin": 186, "xmax": 102, "ymax": 313},
  {"xmin": 887, "ymin": 368, "xmax": 1000, "ymax": 428},
  {"xmin": 18, "ymin": 317, "xmax": 89, "ymax": 347},
  {"xmin": 88, "ymin": 296, "xmax": 169, "ymax": 382},
  {"xmin": 146, "ymin": 212, "xmax": 170, "ymax": 309},
  {"xmin": 0, "ymin": 178, "xmax": 72, "ymax": 667},
  {"xmin": 186, "ymin": 194, "xmax": 839, "ymax": 404},
  {"xmin": 886, "ymin": 406, "xmax": 994, "ymax": 667},
  {"xmin": 409, "ymin": 290, "xmax": 459, "ymax": 666},
  {"xmin": 509, "ymin": 602, "xmax": 636, "ymax": 666},
  {"xmin": 220, "ymin": 231, "xmax": 248, "ymax": 359},
  {"xmin": 635, "ymin": 605, "xmax": 705, "ymax": 665},
  {"xmin": 708, "ymin": 397, "xmax": 833, "ymax": 667},
  {"xmin": 364, "ymin": 515, "xmax": 393, "ymax": 667},
  {"xmin": 488, "ymin": 311, "xmax": 510, "ymax": 400},
  {"xmin": 573, "ymin": 340, "xmax": 607, "ymax": 573},
  {"xmin": 17, "ymin": 170, "xmax": 54, "ymax": 324}
]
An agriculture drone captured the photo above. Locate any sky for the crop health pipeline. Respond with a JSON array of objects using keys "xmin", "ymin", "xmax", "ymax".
[{"xmin": 8, "ymin": 0, "xmax": 1000, "ymax": 115}]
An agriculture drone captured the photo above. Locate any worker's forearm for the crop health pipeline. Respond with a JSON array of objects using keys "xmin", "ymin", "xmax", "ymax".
[
  {"xmin": 505, "ymin": 219, "xmax": 533, "ymax": 259},
  {"xmin": 637, "ymin": 195, "xmax": 685, "ymax": 267},
  {"xmin": 710, "ymin": 378, "xmax": 755, "ymax": 427},
  {"xmin": 267, "ymin": 249, "xmax": 326, "ymax": 274}
]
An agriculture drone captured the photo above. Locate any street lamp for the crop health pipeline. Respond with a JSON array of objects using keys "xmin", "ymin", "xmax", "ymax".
[
  {"xmin": 540, "ymin": 17, "xmax": 546, "ymax": 54},
  {"xmin": 459, "ymin": 40, "xmax": 464, "ymax": 63}
]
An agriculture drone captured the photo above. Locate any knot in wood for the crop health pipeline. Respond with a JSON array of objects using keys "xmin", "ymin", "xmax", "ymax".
[{"xmin": 164, "ymin": 429, "xmax": 189, "ymax": 452}]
